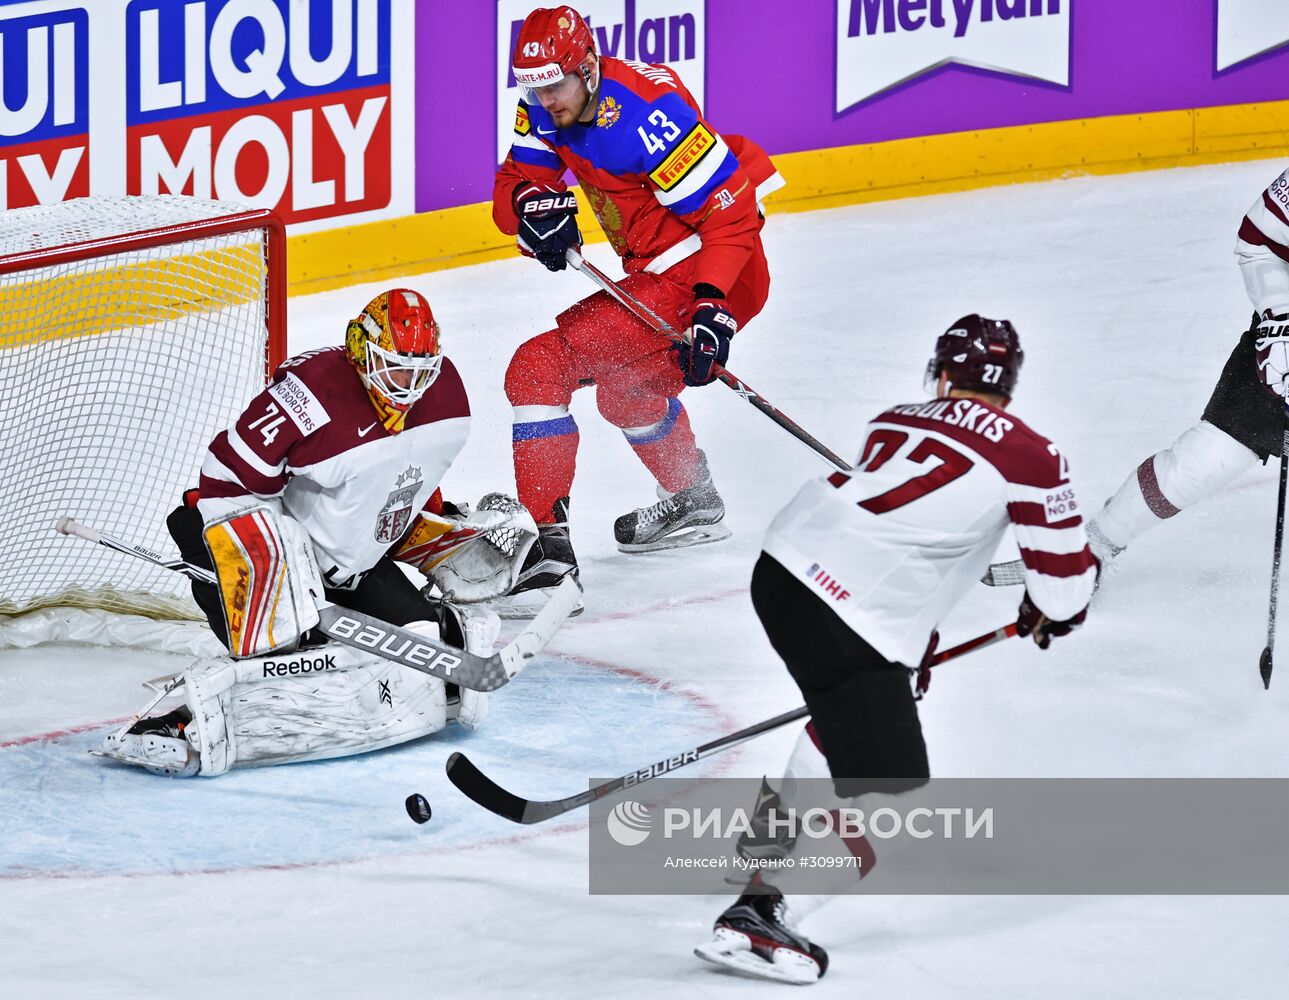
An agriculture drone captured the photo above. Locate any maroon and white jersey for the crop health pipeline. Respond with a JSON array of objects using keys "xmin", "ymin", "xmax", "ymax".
[
  {"xmin": 1236, "ymin": 168, "xmax": 1289, "ymax": 316},
  {"xmin": 196, "ymin": 347, "xmax": 470, "ymax": 587},
  {"xmin": 762, "ymin": 398, "xmax": 1096, "ymax": 666}
]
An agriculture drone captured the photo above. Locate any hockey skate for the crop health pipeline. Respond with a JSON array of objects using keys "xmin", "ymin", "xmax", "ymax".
[
  {"xmin": 93, "ymin": 706, "xmax": 199, "ymax": 778},
  {"xmin": 487, "ymin": 497, "xmax": 583, "ymax": 620},
  {"xmin": 614, "ymin": 452, "xmax": 731, "ymax": 553},
  {"xmin": 695, "ymin": 890, "xmax": 828, "ymax": 985}
]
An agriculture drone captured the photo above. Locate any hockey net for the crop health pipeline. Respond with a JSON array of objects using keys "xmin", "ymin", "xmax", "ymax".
[{"xmin": 0, "ymin": 196, "xmax": 285, "ymax": 642}]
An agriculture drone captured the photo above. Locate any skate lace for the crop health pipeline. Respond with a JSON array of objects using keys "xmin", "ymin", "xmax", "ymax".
[{"xmin": 638, "ymin": 496, "xmax": 680, "ymax": 527}]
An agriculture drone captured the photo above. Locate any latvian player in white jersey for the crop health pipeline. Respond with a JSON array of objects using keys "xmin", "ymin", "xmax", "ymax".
[
  {"xmin": 694, "ymin": 315, "xmax": 1097, "ymax": 985},
  {"xmin": 97, "ymin": 289, "xmax": 547, "ymax": 778},
  {"xmin": 1086, "ymin": 167, "xmax": 1289, "ymax": 568}
]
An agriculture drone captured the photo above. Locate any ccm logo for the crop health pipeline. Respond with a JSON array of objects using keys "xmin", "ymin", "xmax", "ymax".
[
  {"xmin": 522, "ymin": 194, "xmax": 576, "ymax": 214},
  {"xmin": 623, "ymin": 749, "xmax": 700, "ymax": 786},
  {"xmin": 262, "ymin": 653, "xmax": 338, "ymax": 678},
  {"xmin": 328, "ymin": 616, "xmax": 462, "ymax": 675}
]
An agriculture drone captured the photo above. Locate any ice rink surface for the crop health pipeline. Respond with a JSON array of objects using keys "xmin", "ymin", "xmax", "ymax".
[{"xmin": 3, "ymin": 161, "xmax": 1289, "ymax": 997}]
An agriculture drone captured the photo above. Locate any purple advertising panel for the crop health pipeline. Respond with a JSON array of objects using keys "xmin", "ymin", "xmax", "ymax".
[{"xmin": 415, "ymin": 0, "xmax": 1289, "ymax": 214}]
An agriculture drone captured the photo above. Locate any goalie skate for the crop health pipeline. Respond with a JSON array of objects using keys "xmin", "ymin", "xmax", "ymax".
[
  {"xmin": 694, "ymin": 892, "xmax": 828, "ymax": 986},
  {"xmin": 92, "ymin": 707, "xmax": 198, "ymax": 777},
  {"xmin": 614, "ymin": 452, "xmax": 731, "ymax": 553}
]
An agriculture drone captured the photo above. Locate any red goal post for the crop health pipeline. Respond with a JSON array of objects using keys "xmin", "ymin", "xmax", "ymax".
[{"xmin": 0, "ymin": 197, "xmax": 286, "ymax": 623}]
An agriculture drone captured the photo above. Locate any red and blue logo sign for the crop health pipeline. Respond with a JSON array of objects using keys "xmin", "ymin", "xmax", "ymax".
[
  {"xmin": 124, "ymin": 0, "xmax": 392, "ymax": 224},
  {"xmin": 0, "ymin": 7, "xmax": 90, "ymax": 210}
]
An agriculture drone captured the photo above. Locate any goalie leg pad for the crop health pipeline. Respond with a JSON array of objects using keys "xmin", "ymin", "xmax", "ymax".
[
  {"xmin": 203, "ymin": 506, "xmax": 322, "ymax": 658},
  {"xmin": 125, "ymin": 624, "xmax": 450, "ymax": 776}
]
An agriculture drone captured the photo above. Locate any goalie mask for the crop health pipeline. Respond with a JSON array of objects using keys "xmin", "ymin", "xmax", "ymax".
[
  {"xmin": 925, "ymin": 314, "xmax": 1023, "ymax": 398},
  {"xmin": 346, "ymin": 289, "xmax": 443, "ymax": 433}
]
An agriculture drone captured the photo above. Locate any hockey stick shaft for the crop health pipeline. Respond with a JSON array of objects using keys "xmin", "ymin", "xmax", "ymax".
[
  {"xmin": 566, "ymin": 250, "xmax": 853, "ymax": 474},
  {"xmin": 54, "ymin": 517, "xmax": 578, "ymax": 691},
  {"xmin": 1260, "ymin": 428, "xmax": 1289, "ymax": 689},
  {"xmin": 445, "ymin": 619, "xmax": 1018, "ymax": 824}
]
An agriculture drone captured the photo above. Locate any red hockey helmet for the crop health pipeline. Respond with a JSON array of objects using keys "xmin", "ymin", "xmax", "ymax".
[
  {"xmin": 511, "ymin": 7, "xmax": 597, "ymax": 99},
  {"xmin": 345, "ymin": 289, "xmax": 443, "ymax": 417},
  {"xmin": 924, "ymin": 314, "xmax": 1024, "ymax": 398}
]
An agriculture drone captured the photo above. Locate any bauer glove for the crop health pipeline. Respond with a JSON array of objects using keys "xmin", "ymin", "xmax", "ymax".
[
  {"xmin": 514, "ymin": 182, "xmax": 581, "ymax": 272},
  {"xmin": 675, "ymin": 285, "xmax": 736, "ymax": 386}
]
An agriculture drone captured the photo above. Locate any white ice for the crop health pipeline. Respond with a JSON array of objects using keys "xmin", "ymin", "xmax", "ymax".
[{"xmin": 3, "ymin": 161, "xmax": 1288, "ymax": 998}]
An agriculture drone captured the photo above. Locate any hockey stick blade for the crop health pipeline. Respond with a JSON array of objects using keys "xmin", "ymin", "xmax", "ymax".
[{"xmin": 980, "ymin": 558, "xmax": 1025, "ymax": 587}]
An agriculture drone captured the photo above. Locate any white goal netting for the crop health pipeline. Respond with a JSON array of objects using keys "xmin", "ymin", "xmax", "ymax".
[{"xmin": 0, "ymin": 196, "xmax": 283, "ymax": 629}]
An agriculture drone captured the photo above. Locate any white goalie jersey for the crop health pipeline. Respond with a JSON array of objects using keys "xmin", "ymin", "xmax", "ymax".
[
  {"xmin": 762, "ymin": 399, "xmax": 1098, "ymax": 666},
  {"xmin": 195, "ymin": 347, "xmax": 471, "ymax": 588}
]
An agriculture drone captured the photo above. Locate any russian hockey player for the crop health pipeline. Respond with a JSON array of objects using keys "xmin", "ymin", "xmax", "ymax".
[
  {"xmin": 1086, "ymin": 167, "xmax": 1289, "ymax": 565},
  {"xmin": 97, "ymin": 289, "xmax": 546, "ymax": 777},
  {"xmin": 490, "ymin": 6, "xmax": 784, "ymax": 616},
  {"xmin": 694, "ymin": 316, "xmax": 1097, "ymax": 984}
]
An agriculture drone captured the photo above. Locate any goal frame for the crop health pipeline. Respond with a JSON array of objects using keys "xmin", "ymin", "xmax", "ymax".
[{"xmin": 0, "ymin": 207, "xmax": 288, "ymax": 377}]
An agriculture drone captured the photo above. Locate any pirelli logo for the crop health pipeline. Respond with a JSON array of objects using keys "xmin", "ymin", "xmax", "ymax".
[
  {"xmin": 650, "ymin": 123, "xmax": 716, "ymax": 192},
  {"xmin": 515, "ymin": 105, "xmax": 531, "ymax": 136}
]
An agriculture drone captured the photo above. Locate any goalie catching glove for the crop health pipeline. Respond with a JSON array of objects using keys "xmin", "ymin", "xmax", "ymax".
[{"xmin": 396, "ymin": 493, "xmax": 539, "ymax": 603}]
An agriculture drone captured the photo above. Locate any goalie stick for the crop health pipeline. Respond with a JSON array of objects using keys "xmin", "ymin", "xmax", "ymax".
[
  {"xmin": 566, "ymin": 250, "xmax": 853, "ymax": 474},
  {"xmin": 54, "ymin": 517, "xmax": 579, "ymax": 692},
  {"xmin": 442, "ymin": 621, "xmax": 1017, "ymax": 825}
]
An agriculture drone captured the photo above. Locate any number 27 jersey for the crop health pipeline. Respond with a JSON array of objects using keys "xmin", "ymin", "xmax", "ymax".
[{"xmin": 761, "ymin": 398, "xmax": 1097, "ymax": 666}]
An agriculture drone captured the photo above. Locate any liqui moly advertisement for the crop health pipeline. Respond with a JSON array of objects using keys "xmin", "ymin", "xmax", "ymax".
[
  {"xmin": 495, "ymin": 0, "xmax": 706, "ymax": 165},
  {"xmin": 0, "ymin": 2, "xmax": 89, "ymax": 211},
  {"xmin": 836, "ymin": 0, "xmax": 1070, "ymax": 112},
  {"xmin": 0, "ymin": 0, "xmax": 414, "ymax": 229}
]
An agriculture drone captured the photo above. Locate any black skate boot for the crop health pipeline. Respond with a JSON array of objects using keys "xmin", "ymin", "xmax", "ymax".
[
  {"xmin": 695, "ymin": 888, "xmax": 829, "ymax": 985},
  {"xmin": 614, "ymin": 451, "xmax": 731, "ymax": 552},
  {"xmin": 489, "ymin": 497, "xmax": 583, "ymax": 620}
]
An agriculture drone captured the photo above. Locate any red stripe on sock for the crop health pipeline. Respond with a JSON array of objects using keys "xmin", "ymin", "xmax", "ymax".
[{"xmin": 1136, "ymin": 457, "xmax": 1181, "ymax": 519}]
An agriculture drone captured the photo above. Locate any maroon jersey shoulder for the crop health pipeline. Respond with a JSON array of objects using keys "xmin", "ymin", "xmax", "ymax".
[
  {"xmin": 404, "ymin": 356, "xmax": 470, "ymax": 430},
  {"xmin": 874, "ymin": 400, "xmax": 1067, "ymax": 489}
]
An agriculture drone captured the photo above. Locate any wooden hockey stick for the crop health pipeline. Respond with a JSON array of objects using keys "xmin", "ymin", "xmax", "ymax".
[
  {"xmin": 566, "ymin": 250, "xmax": 853, "ymax": 474},
  {"xmin": 441, "ymin": 620, "xmax": 1018, "ymax": 825},
  {"xmin": 1260, "ymin": 427, "xmax": 1289, "ymax": 690},
  {"xmin": 54, "ymin": 517, "xmax": 579, "ymax": 692}
]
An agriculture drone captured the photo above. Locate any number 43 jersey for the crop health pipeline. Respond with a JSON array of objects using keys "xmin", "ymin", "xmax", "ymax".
[{"xmin": 762, "ymin": 398, "xmax": 1097, "ymax": 666}]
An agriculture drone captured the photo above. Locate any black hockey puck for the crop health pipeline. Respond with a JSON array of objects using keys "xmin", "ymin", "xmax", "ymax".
[{"xmin": 405, "ymin": 793, "xmax": 432, "ymax": 825}]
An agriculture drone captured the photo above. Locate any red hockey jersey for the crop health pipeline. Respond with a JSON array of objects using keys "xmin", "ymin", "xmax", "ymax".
[{"xmin": 493, "ymin": 56, "xmax": 783, "ymax": 296}]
